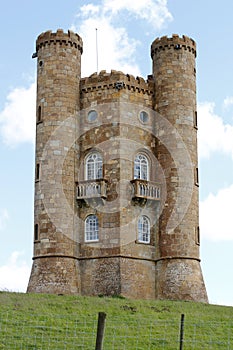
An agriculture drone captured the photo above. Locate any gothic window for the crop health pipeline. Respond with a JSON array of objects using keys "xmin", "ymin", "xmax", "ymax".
[
  {"xmin": 85, "ymin": 152, "xmax": 103, "ymax": 180},
  {"xmin": 138, "ymin": 216, "xmax": 150, "ymax": 243},
  {"xmin": 85, "ymin": 215, "xmax": 99, "ymax": 242},
  {"xmin": 134, "ymin": 153, "xmax": 149, "ymax": 180}
]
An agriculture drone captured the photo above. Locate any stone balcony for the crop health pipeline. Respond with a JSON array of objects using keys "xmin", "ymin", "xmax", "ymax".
[
  {"xmin": 76, "ymin": 179, "xmax": 108, "ymax": 200},
  {"xmin": 131, "ymin": 179, "xmax": 160, "ymax": 201}
]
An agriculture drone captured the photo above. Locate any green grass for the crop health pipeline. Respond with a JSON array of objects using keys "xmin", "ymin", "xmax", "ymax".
[{"xmin": 0, "ymin": 291, "xmax": 233, "ymax": 349}]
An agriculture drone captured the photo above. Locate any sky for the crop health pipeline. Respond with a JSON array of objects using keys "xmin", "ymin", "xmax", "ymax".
[{"xmin": 0, "ymin": 0, "xmax": 233, "ymax": 306}]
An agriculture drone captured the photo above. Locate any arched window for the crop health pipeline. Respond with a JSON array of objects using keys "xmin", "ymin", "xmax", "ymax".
[
  {"xmin": 85, "ymin": 215, "xmax": 99, "ymax": 242},
  {"xmin": 138, "ymin": 216, "xmax": 150, "ymax": 243},
  {"xmin": 134, "ymin": 153, "xmax": 149, "ymax": 180},
  {"xmin": 85, "ymin": 152, "xmax": 103, "ymax": 180}
]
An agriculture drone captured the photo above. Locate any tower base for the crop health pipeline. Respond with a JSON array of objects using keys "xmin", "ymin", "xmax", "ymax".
[
  {"xmin": 155, "ymin": 258, "xmax": 208, "ymax": 303},
  {"xmin": 27, "ymin": 257, "xmax": 80, "ymax": 295},
  {"xmin": 79, "ymin": 257, "xmax": 156, "ymax": 299}
]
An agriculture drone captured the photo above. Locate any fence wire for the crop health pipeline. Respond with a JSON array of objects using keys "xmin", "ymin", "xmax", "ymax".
[{"xmin": 0, "ymin": 311, "xmax": 233, "ymax": 349}]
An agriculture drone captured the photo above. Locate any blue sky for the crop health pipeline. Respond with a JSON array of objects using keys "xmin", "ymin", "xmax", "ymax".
[{"xmin": 0, "ymin": 0, "xmax": 233, "ymax": 306}]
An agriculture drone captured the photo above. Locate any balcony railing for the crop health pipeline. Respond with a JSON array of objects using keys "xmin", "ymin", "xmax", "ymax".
[
  {"xmin": 76, "ymin": 179, "xmax": 107, "ymax": 200},
  {"xmin": 131, "ymin": 179, "xmax": 160, "ymax": 201}
]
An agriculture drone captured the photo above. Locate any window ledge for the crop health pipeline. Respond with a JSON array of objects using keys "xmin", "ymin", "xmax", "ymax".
[
  {"xmin": 135, "ymin": 239, "xmax": 150, "ymax": 245},
  {"xmin": 85, "ymin": 240, "xmax": 99, "ymax": 243}
]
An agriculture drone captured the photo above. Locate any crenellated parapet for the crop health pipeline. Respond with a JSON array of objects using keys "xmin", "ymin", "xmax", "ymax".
[
  {"xmin": 151, "ymin": 34, "xmax": 196, "ymax": 58},
  {"xmin": 36, "ymin": 29, "xmax": 83, "ymax": 53},
  {"xmin": 81, "ymin": 70, "xmax": 154, "ymax": 95}
]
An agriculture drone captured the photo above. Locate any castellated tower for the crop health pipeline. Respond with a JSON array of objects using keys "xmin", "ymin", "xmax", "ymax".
[
  {"xmin": 27, "ymin": 30, "xmax": 83, "ymax": 294},
  {"xmin": 151, "ymin": 35, "xmax": 207, "ymax": 301},
  {"xmin": 27, "ymin": 29, "xmax": 208, "ymax": 302}
]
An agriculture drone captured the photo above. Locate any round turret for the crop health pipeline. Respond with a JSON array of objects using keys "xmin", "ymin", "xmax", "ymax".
[
  {"xmin": 27, "ymin": 29, "xmax": 83, "ymax": 295},
  {"xmin": 151, "ymin": 34, "xmax": 196, "ymax": 58},
  {"xmin": 36, "ymin": 29, "xmax": 83, "ymax": 53},
  {"xmin": 151, "ymin": 34, "xmax": 208, "ymax": 302}
]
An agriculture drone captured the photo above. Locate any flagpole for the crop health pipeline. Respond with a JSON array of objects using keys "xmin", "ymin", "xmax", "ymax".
[{"xmin": 96, "ymin": 28, "xmax": 99, "ymax": 73}]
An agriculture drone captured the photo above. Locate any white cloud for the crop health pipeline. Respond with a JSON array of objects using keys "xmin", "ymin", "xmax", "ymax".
[
  {"xmin": 0, "ymin": 82, "xmax": 36, "ymax": 147},
  {"xmin": 0, "ymin": 252, "xmax": 31, "ymax": 292},
  {"xmin": 0, "ymin": 209, "xmax": 9, "ymax": 231},
  {"xmin": 74, "ymin": 0, "xmax": 172, "ymax": 77},
  {"xmin": 223, "ymin": 95, "xmax": 233, "ymax": 109},
  {"xmin": 80, "ymin": 4, "xmax": 100, "ymax": 16},
  {"xmin": 102, "ymin": 0, "xmax": 173, "ymax": 28},
  {"xmin": 200, "ymin": 184, "xmax": 233, "ymax": 241},
  {"xmin": 198, "ymin": 102, "xmax": 233, "ymax": 242},
  {"xmin": 198, "ymin": 102, "xmax": 233, "ymax": 159}
]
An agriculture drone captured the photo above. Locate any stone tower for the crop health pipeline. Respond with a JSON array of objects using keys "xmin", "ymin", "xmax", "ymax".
[
  {"xmin": 151, "ymin": 35, "xmax": 207, "ymax": 301},
  {"xmin": 27, "ymin": 30, "xmax": 83, "ymax": 294},
  {"xmin": 27, "ymin": 29, "xmax": 208, "ymax": 302}
]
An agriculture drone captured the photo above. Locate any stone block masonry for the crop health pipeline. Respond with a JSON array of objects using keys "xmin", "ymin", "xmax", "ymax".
[{"xmin": 27, "ymin": 29, "xmax": 208, "ymax": 303}]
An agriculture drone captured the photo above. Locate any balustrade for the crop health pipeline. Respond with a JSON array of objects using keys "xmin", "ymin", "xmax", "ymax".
[
  {"xmin": 131, "ymin": 179, "xmax": 160, "ymax": 200},
  {"xmin": 76, "ymin": 180, "xmax": 107, "ymax": 199}
]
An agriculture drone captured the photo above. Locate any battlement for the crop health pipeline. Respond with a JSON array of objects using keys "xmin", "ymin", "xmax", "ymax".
[
  {"xmin": 151, "ymin": 34, "xmax": 196, "ymax": 58},
  {"xmin": 81, "ymin": 70, "xmax": 154, "ymax": 95},
  {"xmin": 36, "ymin": 29, "xmax": 83, "ymax": 53}
]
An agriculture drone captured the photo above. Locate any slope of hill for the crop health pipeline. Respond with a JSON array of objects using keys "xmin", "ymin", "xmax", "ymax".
[{"xmin": 0, "ymin": 292, "xmax": 232, "ymax": 349}]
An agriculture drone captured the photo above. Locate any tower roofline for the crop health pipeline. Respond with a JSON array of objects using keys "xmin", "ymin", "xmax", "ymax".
[
  {"xmin": 36, "ymin": 29, "xmax": 83, "ymax": 53},
  {"xmin": 81, "ymin": 70, "xmax": 154, "ymax": 95},
  {"xmin": 151, "ymin": 34, "xmax": 196, "ymax": 58}
]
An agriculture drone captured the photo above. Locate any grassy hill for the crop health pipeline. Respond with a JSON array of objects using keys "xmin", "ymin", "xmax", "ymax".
[{"xmin": 0, "ymin": 291, "xmax": 232, "ymax": 349}]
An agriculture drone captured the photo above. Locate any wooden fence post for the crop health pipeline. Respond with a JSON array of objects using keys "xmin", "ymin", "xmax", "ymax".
[
  {"xmin": 179, "ymin": 313, "xmax": 185, "ymax": 350},
  {"xmin": 95, "ymin": 312, "xmax": 107, "ymax": 350}
]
